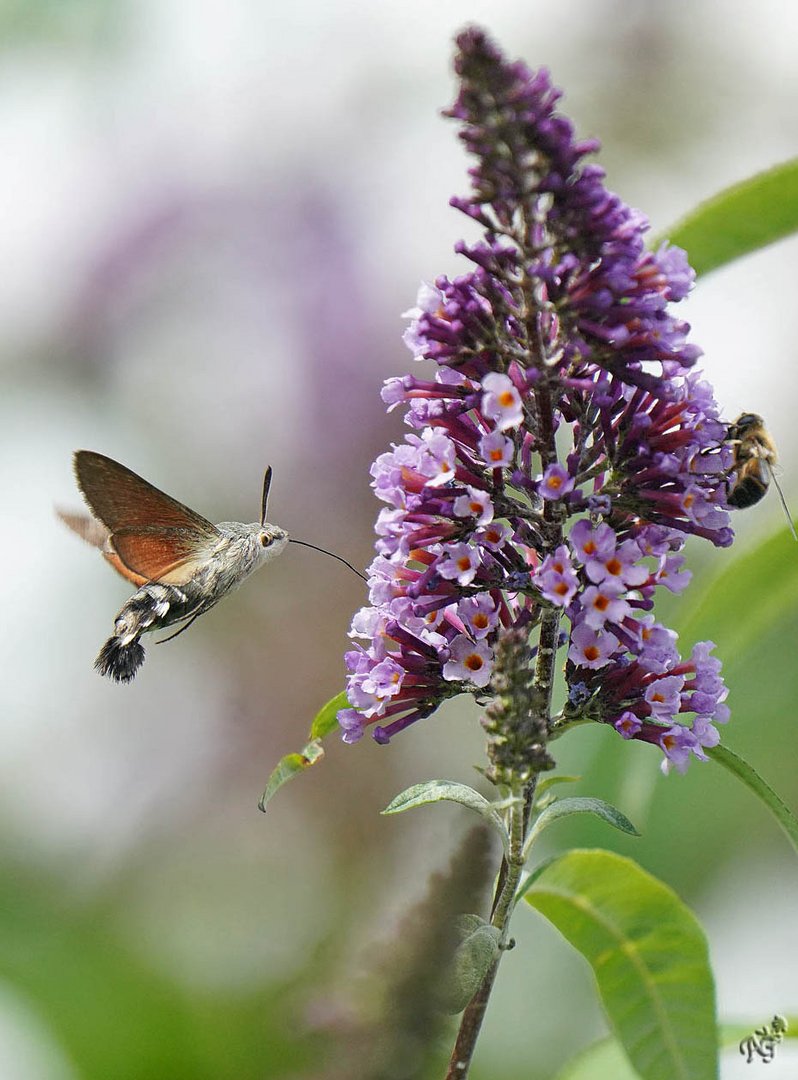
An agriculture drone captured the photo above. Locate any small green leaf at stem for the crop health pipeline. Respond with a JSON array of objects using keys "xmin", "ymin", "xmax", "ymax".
[
  {"xmin": 310, "ymin": 689, "xmax": 348, "ymax": 740},
  {"xmin": 524, "ymin": 796, "xmax": 639, "ymax": 858},
  {"xmin": 525, "ymin": 849, "xmax": 718, "ymax": 1080},
  {"xmin": 651, "ymin": 158, "xmax": 798, "ymax": 277},
  {"xmin": 258, "ymin": 741, "xmax": 324, "ymax": 812},
  {"xmin": 535, "ymin": 775, "xmax": 582, "ymax": 797},
  {"xmin": 258, "ymin": 690, "xmax": 348, "ymax": 811},
  {"xmin": 707, "ymin": 744, "xmax": 798, "ymax": 855},
  {"xmin": 534, "ymin": 775, "xmax": 582, "ymax": 812},
  {"xmin": 437, "ymin": 915, "xmax": 502, "ymax": 1015},
  {"xmin": 382, "ymin": 780, "xmax": 510, "ymax": 852}
]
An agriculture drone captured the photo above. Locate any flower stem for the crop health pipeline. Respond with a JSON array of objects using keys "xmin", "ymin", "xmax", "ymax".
[
  {"xmin": 445, "ymin": 370, "xmax": 562, "ymax": 1079},
  {"xmin": 444, "ymin": 781, "xmax": 535, "ymax": 1079}
]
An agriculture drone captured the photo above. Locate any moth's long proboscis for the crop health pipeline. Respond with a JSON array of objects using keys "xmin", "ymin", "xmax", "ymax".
[{"xmin": 289, "ymin": 539, "xmax": 367, "ymax": 582}]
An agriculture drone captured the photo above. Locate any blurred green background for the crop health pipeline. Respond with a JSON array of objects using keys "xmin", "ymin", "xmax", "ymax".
[{"xmin": 1, "ymin": 1, "xmax": 797, "ymax": 1077}]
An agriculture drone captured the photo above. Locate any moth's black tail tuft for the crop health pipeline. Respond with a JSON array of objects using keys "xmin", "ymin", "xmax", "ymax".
[{"xmin": 94, "ymin": 637, "xmax": 146, "ymax": 682}]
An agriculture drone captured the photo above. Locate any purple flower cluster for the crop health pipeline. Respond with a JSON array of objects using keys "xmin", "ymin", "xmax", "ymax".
[{"xmin": 339, "ymin": 28, "xmax": 734, "ymax": 774}]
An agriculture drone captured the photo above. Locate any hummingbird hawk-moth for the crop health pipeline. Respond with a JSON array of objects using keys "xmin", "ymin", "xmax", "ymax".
[{"xmin": 59, "ymin": 450, "xmax": 363, "ymax": 682}]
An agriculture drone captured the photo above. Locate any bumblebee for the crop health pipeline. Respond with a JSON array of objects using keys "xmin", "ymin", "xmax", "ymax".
[{"xmin": 727, "ymin": 412, "xmax": 796, "ymax": 539}]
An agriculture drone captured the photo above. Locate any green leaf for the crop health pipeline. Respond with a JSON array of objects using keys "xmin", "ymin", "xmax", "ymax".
[
  {"xmin": 258, "ymin": 690, "xmax": 349, "ymax": 810},
  {"xmin": 309, "ymin": 689, "xmax": 348, "ymax": 740},
  {"xmin": 658, "ymin": 526, "xmax": 798, "ymax": 862},
  {"xmin": 653, "ymin": 158, "xmax": 798, "ymax": 277},
  {"xmin": 675, "ymin": 527, "xmax": 798, "ymax": 665},
  {"xmin": 533, "ymin": 775, "xmax": 582, "ymax": 812},
  {"xmin": 707, "ymin": 744, "xmax": 798, "ymax": 855},
  {"xmin": 535, "ymin": 774, "xmax": 582, "ymax": 797},
  {"xmin": 526, "ymin": 850, "xmax": 717, "ymax": 1080},
  {"xmin": 258, "ymin": 741, "xmax": 324, "ymax": 812},
  {"xmin": 524, "ymin": 797, "xmax": 639, "ymax": 858},
  {"xmin": 381, "ymin": 780, "xmax": 510, "ymax": 851},
  {"xmin": 437, "ymin": 915, "xmax": 501, "ymax": 1014}
]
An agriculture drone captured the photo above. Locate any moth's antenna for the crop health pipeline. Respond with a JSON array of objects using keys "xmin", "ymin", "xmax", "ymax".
[
  {"xmin": 261, "ymin": 466, "xmax": 273, "ymax": 527},
  {"xmin": 289, "ymin": 539, "xmax": 367, "ymax": 582},
  {"xmin": 770, "ymin": 470, "xmax": 798, "ymax": 542}
]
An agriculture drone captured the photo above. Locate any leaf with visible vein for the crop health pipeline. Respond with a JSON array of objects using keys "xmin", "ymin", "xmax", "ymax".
[{"xmin": 526, "ymin": 849, "xmax": 717, "ymax": 1080}]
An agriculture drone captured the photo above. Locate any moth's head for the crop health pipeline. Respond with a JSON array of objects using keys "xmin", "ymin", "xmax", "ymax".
[
  {"xmin": 216, "ymin": 521, "xmax": 289, "ymax": 569},
  {"xmin": 257, "ymin": 523, "xmax": 289, "ymax": 562}
]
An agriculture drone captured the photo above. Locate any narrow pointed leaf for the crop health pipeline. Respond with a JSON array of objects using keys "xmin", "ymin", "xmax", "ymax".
[
  {"xmin": 535, "ymin": 775, "xmax": 582, "ymax": 797},
  {"xmin": 258, "ymin": 691, "xmax": 347, "ymax": 810},
  {"xmin": 653, "ymin": 158, "xmax": 798, "ymax": 276},
  {"xmin": 707, "ymin": 744, "xmax": 798, "ymax": 855},
  {"xmin": 526, "ymin": 850, "xmax": 717, "ymax": 1080},
  {"xmin": 258, "ymin": 741, "xmax": 324, "ymax": 812},
  {"xmin": 525, "ymin": 797, "xmax": 638, "ymax": 857},
  {"xmin": 310, "ymin": 689, "xmax": 348, "ymax": 740},
  {"xmin": 382, "ymin": 780, "xmax": 510, "ymax": 850}
]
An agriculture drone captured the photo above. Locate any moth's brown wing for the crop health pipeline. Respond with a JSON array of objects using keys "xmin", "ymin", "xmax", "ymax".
[
  {"xmin": 57, "ymin": 507, "xmax": 150, "ymax": 586},
  {"xmin": 111, "ymin": 526, "xmax": 217, "ymax": 586},
  {"xmin": 57, "ymin": 508, "xmax": 110, "ymax": 551},
  {"xmin": 74, "ymin": 451, "xmax": 218, "ymax": 534},
  {"xmin": 73, "ymin": 451, "xmax": 220, "ymax": 584}
]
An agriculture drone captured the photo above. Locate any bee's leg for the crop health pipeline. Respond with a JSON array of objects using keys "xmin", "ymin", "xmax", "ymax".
[{"xmin": 95, "ymin": 584, "xmax": 187, "ymax": 682}]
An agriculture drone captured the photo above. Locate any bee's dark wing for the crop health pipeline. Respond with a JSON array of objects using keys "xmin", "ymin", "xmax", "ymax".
[{"xmin": 73, "ymin": 451, "xmax": 221, "ymax": 585}]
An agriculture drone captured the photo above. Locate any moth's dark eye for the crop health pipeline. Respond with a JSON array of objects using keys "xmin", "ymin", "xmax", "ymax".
[{"xmin": 260, "ymin": 533, "xmax": 271, "ymax": 547}]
